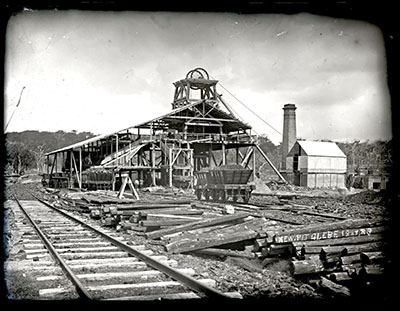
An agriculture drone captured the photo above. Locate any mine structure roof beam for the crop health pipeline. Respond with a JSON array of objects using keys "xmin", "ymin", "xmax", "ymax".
[
  {"xmin": 164, "ymin": 116, "xmax": 237, "ymax": 122},
  {"xmin": 185, "ymin": 122, "xmax": 222, "ymax": 127},
  {"xmin": 173, "ymin": 78, "xmax": 218, "ymax": 86}
]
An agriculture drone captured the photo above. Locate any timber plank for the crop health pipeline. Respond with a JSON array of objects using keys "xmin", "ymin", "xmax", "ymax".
[
  {"xmin": 190, "ymin": 248, "xmax": 256, "ymax": 259},
  {"xmin": 292, "ymin": 256, "xmax": 324, "ymax": 276},
  {"xmin": 165, "ymin": 229, "xmax": 259, "ymax": 254},
  {"xmin": 146, "ymin": 212, "xmax": 250, "ymax": 240},
  {"xmin": 319, "ymin": 276, "xmax": 351, "ymax": 297}
]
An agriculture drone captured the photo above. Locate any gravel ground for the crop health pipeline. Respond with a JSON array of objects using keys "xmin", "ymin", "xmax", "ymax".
[{"xmin": 3, "ymin": 175, "xmax": 395, "ymax": 303}]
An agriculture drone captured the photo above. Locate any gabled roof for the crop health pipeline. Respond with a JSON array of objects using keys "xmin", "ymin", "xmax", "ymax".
[
  {"xmin": 45, "ymin": 100, "xmax": 204, "ymax": 156},
  {"xmin": 45, "ymin": 99, "xmax": 251, "ymax": 156},
  {"xmin": 288, "ymin": 140, "xmax": 346, "ymax": 158}
]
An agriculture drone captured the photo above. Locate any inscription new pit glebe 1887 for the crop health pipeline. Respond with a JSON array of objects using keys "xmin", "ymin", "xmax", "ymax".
[{"xmin": 274, "ymin": 227, "xmax": 373, "ymax": 244}]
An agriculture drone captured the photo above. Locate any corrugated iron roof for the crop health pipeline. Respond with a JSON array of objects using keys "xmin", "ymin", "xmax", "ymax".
[{"xmin": 288, "ymin": 140, "xmax": 346, "ymax": 158}]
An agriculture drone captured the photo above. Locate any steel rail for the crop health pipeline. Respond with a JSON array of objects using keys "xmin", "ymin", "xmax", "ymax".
[
  {"xmin": 13, "ymin": 194, "xmax": 93, "ymax": 299},
  {"xmin": 29, "ymin": 192, "xmax": 231, "ymax": 299}
]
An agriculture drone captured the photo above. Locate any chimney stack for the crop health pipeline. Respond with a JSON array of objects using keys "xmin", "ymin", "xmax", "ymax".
[{"xmin": 281, "ymin": 103, "xmax": 297, "ymax": 172}]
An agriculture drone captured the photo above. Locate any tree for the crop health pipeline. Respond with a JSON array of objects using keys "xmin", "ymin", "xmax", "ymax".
[
  {"xmin": 5, "ymin": 141, "xmax": 35, "ymax": 174},
  {"xmin": 32, "ymin": 144, "xmax": 46, "ymax": 173}
]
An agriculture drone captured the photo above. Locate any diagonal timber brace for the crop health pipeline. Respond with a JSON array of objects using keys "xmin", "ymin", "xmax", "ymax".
[{"xmin": 255, "ymin": 144, "xmax": 287, "ymax": 183}]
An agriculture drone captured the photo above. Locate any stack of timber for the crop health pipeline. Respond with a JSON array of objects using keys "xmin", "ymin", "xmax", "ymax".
[
  {"xmin": 119, "ymin": 201, "xmax": 206, "ymax": 233},
  {"xmin": 145, "ymin": 211, "xmax": 279, "ymax": 259},
  {"xmin": 254, "ymin": 217, "xmax": 390, "ymax": 296}
]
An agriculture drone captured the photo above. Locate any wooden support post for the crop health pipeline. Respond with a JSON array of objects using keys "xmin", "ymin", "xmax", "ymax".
[
  {"xmin": 79, "ymin": 148, "xmax": 82, "ymax": 189},
  {"xmin": 112, "ymin": 170, "xmax": 116, "ymax": 191},
  {"xmin": 55, "ymin": 153, "xmax": 57, "ymax": 173},
  {"xmin": 152, "ymin": 142, "xmax": 156, "ymax": 186},
  {"xmin": 252, "ymin": 146, "xmax": 256, "ymax": 180},
  {"xmin": 49, "ymin": 154, "xmax": 56, "ymax": 186},
  {"xmin": 71, "ymin": 151, "xmax": 80, "ymax": 187},
  {"xmin": 169, "ymin": 147, "xmax": 173, "ymax": 187},
  {"xmin": 110, "ymin": 137, "xmax": 113, "ymax": 155},
  {"xmin": 221, "ymin": 143, "xmax": 226, "ymax": 166},
  {"xmin": 189, "ymin": 149, "xmax": 194, "ymax": 188},
  {"xmin": 62, "ymin": 152, "xmax": 65, "ymax": 172},
  {"xmin": 69, "ymin": 150, "xmax": 73, "ymax": 187},
  {"xmin": 116, "ymin": 134, "xmax": 119, "ymax": 165},
  {"xmin": 184, "ymin": 124, "xmax": 188, "ymax": 141},
  {"xmin": 208, "ymin": 145, "xmax": 212, "ymax": 168}
]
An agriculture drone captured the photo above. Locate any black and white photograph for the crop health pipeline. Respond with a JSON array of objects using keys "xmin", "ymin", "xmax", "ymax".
[{"xmin": 2, "ymin": 1, "xmax": 396, "ymax": 304}]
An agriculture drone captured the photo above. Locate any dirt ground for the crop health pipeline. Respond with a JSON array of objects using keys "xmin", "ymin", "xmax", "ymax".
[{"xmin": 2, "ymin": 175, "xmax": 395, "ymax": 303}]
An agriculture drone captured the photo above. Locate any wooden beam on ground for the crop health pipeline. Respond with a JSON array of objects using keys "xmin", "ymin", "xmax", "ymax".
[
  {"xmin": 140, "ymin": 219, "xmax": 200, "ymax": 227},
  {"xmin": 146, "ymin": 212, "xmax": 250, "ymax": 240},
  {"xmin": 189, "ymin": 248, "xmax": 256, "ymax": 259},
  {"xmin": 165, "ymin": 229, "xmax": 258, "ymax": 254},
  {"xmin": 164, "ymin": 217, "xmax": 268, "ymax": 253},
  {"xmin": 292, "ymin": 255, "xmax": 324, "ymax": 276},
  {"xmin": 318, "ymin": 276, "xmax": 351, "ymax": 297}
]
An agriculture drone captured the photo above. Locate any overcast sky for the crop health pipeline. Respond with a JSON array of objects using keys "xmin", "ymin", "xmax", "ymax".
[{"xmin": 4, "ymin": 10, "xmax": 392, "ymax": 145}]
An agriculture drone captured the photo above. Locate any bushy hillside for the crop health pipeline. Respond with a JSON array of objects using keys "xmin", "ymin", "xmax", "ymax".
[{"xmin": 4, "ymin": 130, "xmax": 96, "ymax": 175}]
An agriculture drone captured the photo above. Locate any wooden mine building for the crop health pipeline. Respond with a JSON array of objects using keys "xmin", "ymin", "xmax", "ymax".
[{"xmin": 44, "ymin": 68, "xmax": 284, "ymax": 190}]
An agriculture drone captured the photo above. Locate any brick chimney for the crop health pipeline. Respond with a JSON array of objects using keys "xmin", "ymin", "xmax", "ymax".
[{"xmin": 281, "ymin": 103, "xmax": 297, "ymax": 172}]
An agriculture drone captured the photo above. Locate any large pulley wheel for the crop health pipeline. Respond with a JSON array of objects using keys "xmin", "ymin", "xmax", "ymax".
[{"xmin": 186, "ymin": 68, "xmax": 209, "ymax": 90}]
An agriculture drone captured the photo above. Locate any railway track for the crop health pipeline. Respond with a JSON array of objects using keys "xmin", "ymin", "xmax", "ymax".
[{"xmin": 9, "ymin": 193, "xmax": 241, "ymax": 300}]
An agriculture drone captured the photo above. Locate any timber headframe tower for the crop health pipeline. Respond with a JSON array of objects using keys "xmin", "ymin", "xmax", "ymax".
[{"xmin": 44, "ymin": 68, "xmax": 285, "ymax": 189}]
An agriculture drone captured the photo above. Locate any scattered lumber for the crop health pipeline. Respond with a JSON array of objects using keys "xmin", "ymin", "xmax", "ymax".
[
  {"xmin": 360, "ymin": 251, "xmax": 385, "ymax": 264},
  {"xmin": 321, "ymin": 242, "xmax": 384, "ymax": 256},
  {"xmin": 189, "ymin": 248, "xmax": 256, "ymax": 259},
  {"xmin": 82, "ymin": 194, "xmax": 128, "ymax": 204},
  {"xmin": 318, "ymin": 276, "xmax": 351, "ymax": 297},
  {"xmin": 116, "ymin": 203, "xmax": 192, "ymax": 210},
  {"xmin": 165, "ymin": 229, "xmax": 259, "ymax": 254},
  {"xmin": 359, "ymin": 264, "xmax": 385, "ymax": 278},
  {"xmin": 161, "ymin": 220, "xmax": 247, "ymax": 244},
  {"xmin": 328, "ymin": 272, "xmax": 353, "ymax": 283},
  {"xmin": 253, "ymin": 238, "xmax": 268, "ymax": 252},
  {"xmin": 139, "ymin": 218, "xmax": 200, "ymax": 227},
  {"xmin": 298, "ymin": 210, "xmax": 348, "ymax": 220},
  {"xmin": 341, "ymin": 263, "xmax": 364, "ymax": 276},
  {"xmin": 261, "ymin": 243, "xmax": 295, "ymax": 258},
  {"xmin": 142, "ymin": 214, "xmax": 203, "ymax": 221},
  {"xmin": 146, "ymin": 212, "xmax": 250, "ymax": 240},
  {"xmin": 138, "ymin": 209, "xmax": 203, "ymax": 216},
  {"xmin": 164, "ymin": 217, "xmax": 268, "ymax": 254},
  {"xmin": 340, "ymin": 254, "xmax": 363, "ymax": 265},
  {"xmin": 292, "ymin": 256, "xmax": 325, "ymax": 276}
]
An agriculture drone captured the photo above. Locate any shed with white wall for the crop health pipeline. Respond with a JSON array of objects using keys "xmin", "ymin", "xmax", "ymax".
[{"xmin": 286, "ymin": 140, "xmax": 347, "ymax": 188}]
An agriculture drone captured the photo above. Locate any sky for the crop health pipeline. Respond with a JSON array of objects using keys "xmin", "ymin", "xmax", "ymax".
[{"xmin": 4, "ymin": 10, "xmax": 392, "ymax": 145}]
